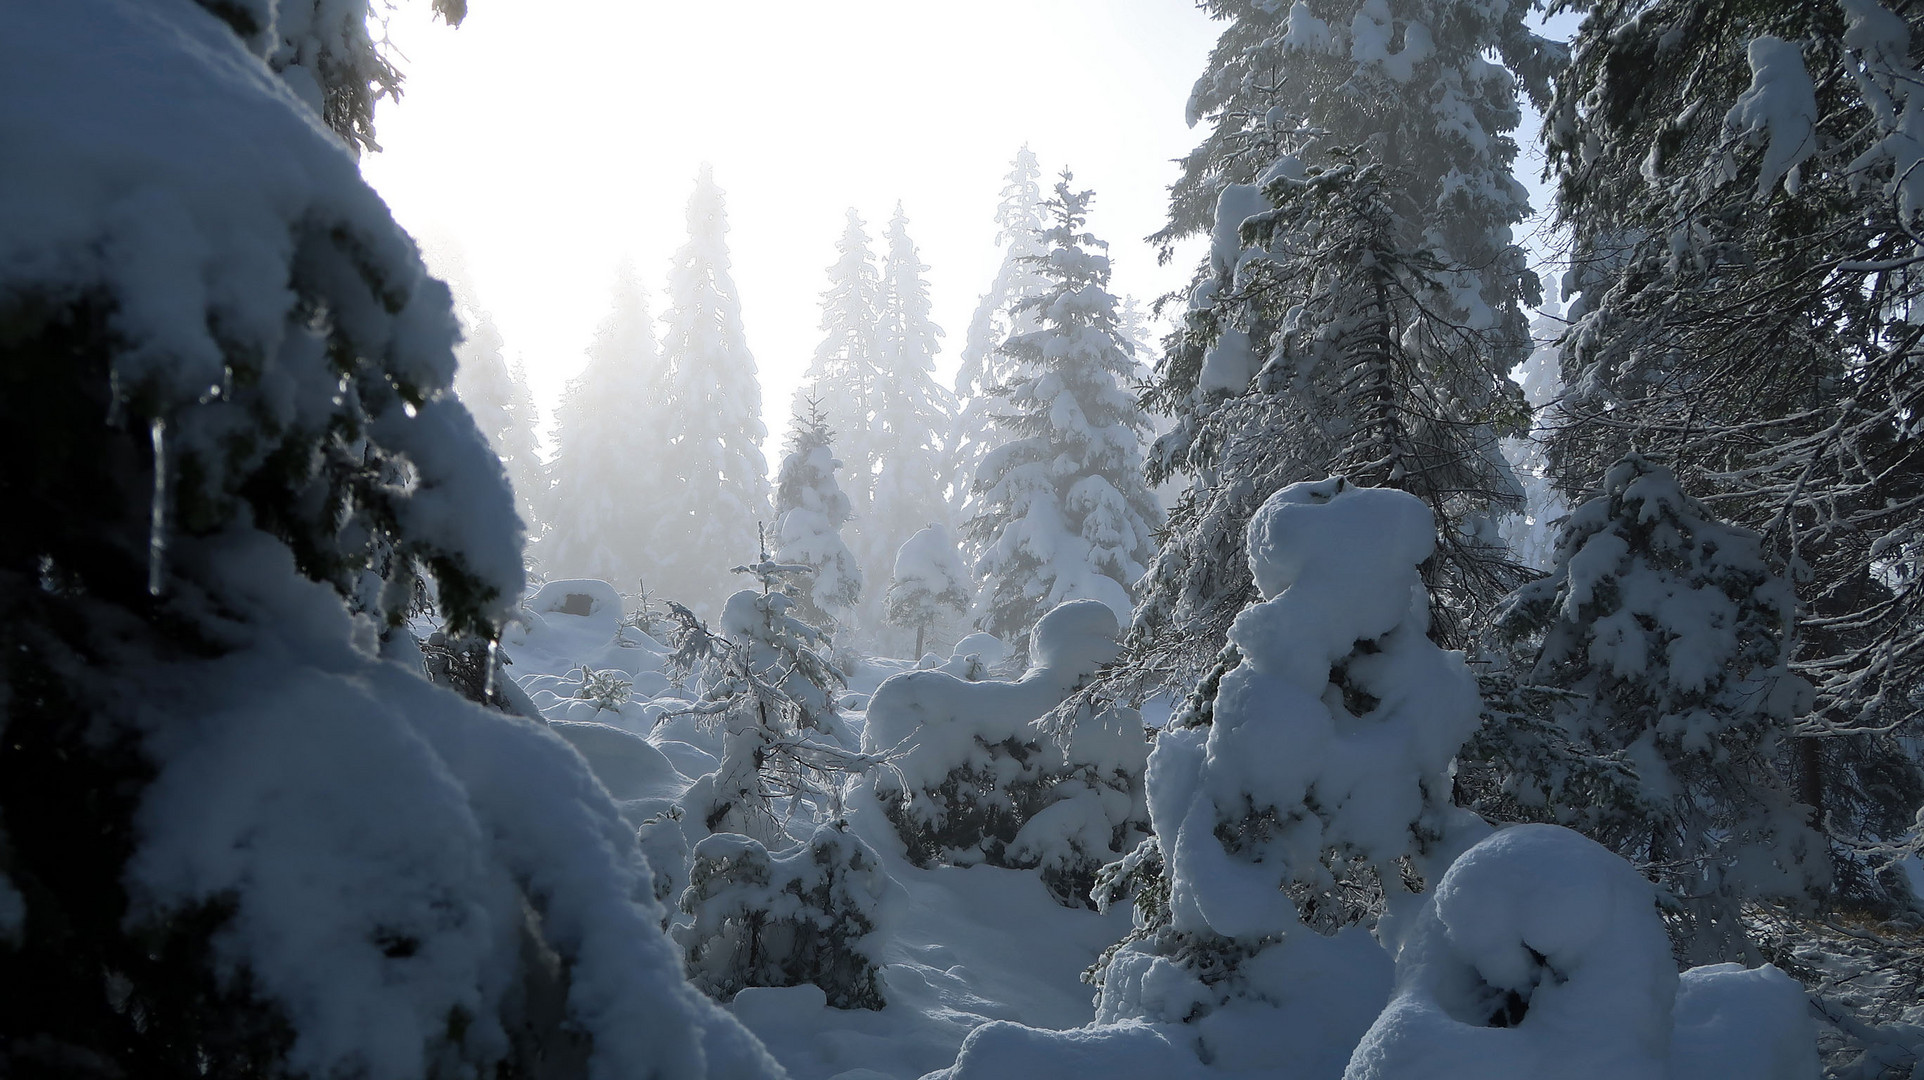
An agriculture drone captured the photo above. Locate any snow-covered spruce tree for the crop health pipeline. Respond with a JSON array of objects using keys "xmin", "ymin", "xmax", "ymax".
[
  {"xmin": 647, "ymin": 168, "xmax": 773, "ymax": 616},
  {"xmin": 1487, "ymin": 454, "xmax": 1825, "ymax": 963},
  {"xmin": 0, "ymin": 5, "xmax": 780, "ymax": 1079},
  {"xmin": 1117, "ymin": 0, "xmax": 1559, "ymax": 705},
  {"xmin": 1087, "ymin": 480, "xmax": 1483, "ymax": 1075},
  {"xmin": 773, "ymin": 403, "xmax": 863, "ymax": 639},
  {"xmin": 792, "ymin": 208, "xmax": 885, "ymax": 533},
  {"xmin": 667, "ymin": 548, "xmax": 887, "ymax": 1009},
  {"xmin": 885, "ymin": 524, "xmax": 972, "ymax": 660},
  {"xmin": 862, "ymin": 601, "xmax": 1149, "ymax": 909},
  {"xmin": 968, "ymin": 177, "xmax": 1163, "ymax": 664},
  {"xmin": 437, "ymin": 242, "xmax": 547, "ymax": 538},
  {"xmin": 541, "ymin": 261, "xmax": 668, "ymax": 587},
  {"xmin": 1543, "ymin": 0, "xmax": 1924, "ymax": 914},
  {"xmin": 950, "ymin": 147, "xmax": 1051, "ymax": 530},
  {"xmin": 679, "ymin": 822, "xmax": 888, "ymax": 1011},
  {"xmin": 671, "ymin": 540, "xmax": 854, "ymax": 845},
  {"xmin": 866, "ymin": 204, "xmax": 956, "ymax": 652}
]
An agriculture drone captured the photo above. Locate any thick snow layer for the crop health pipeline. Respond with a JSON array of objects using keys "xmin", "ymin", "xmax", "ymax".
[
  {"xmin": 1157, "ymin": 479, "xmax": 1481, "ymax": 940},
  {"xmin": 863, "ymin": 600, "xmax": 1125, "ymax": 786},
  {"xmin": 128, "ymin": 531, "xmax": 777, "ymax": 1080},
  {"xmin": 0, "ymin": 0, "xmax": 522, "ymax": 625},
  {"xmin": 1724, "ymin": 36, "xmax": 1818, "ymax": 198},
  {"xmin": 1344, "ymin": 825, "xmax": 1817, "ymax": 1080},
  {"xmin": 1670, "ymin": 964, "xmax": 1819, "ymax": 1080}
]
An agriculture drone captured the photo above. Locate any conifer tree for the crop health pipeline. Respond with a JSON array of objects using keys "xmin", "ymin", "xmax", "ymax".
[
  {"xmin": 1090, "ymin": 481, "xmax": 1481, "ymax": 1062},
  {"xmin": 1118, "ymin": 0, "xmax": 1557, "ymax": 703},
  {"xmin": 440, "ymin": 246, "xmax": 546, "ymax": 538},
  {"xmin": 951, "ymin": 148, "xmax": 1051, "ymax": 528},
  {"xmin": 792, "ymin": 209, "xmax": 885, "ymax": 526},
  {"xmin": 866, "ymin": 204, "xmax": 954, "ymax": 649},
  {"xmin": 541, "ymin": 261, "xmax": 664, "ymax": 586},
  {"xmin": 649, "ymin": 167, "xmax": 772, "ymax": 615},
  {"xmin": 1492, "ymin": 455, "xmax": 1826, "ymax": 963},
  {"xmin": 1542, "ymin": 0, "xmax": 1924, "ymax": 911},
  {"xmin": 885, "ymin": 524, "xmax": 971, "ymax": 659},
  {"xmin": 773, "ymin": 404, "xmax": 862, "ymax": 638},
  {"xmin": 0, "ymin": 6, "xmax": 781, "ymax": 1078},
  {"xmin": 969, "ymin": 176, "xmax": 1163, "ymax": 662}
]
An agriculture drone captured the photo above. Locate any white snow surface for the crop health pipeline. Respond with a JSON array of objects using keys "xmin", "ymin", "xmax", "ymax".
[
  {"xmin": 130, "ymin": 534, "xmax": 776, "ymax": 1080},
  {"xmin": 495, "ymin": 575, "xmax": 1821, "ymax": 1080},
  {"xmin": 1724, "ymin": 36, "xmax": 1819, "ymax": 198},
  {"xmin": 1345, "ymin": 824, "xmax": 1818, "ymax": 1080}
]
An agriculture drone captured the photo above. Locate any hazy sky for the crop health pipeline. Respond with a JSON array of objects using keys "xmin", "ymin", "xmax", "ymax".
[{"xmin": 363, "ymin": 1, "xmax": 1225, "ymax": 456}]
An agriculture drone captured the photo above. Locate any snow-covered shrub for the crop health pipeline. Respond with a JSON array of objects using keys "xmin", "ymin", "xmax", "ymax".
[
  {"xmin": 864, "ymin": 600, "xmax": 1149, "ymax": 907},
  {"xmin": 1491, "ymin": 453, "xmax": 1825, "ymax": 963},
  {"xmin": 1090, "ymin": 479, "xmax": 1481, "ymax": 1070},
  {"xmin": 574, "ymin": 665, "xmax": 634, "ymax": 713},
  {"xmin": 678, "ymin": 823, "xmax": 888, "ymax": 1011},
  {"xmin": 0, "ymin": 5, "xmax": 779, "ymax": 1077},
  {"xmin": 1345, "ymin": 824, "xmax": 1818, "ymax": 1080}
]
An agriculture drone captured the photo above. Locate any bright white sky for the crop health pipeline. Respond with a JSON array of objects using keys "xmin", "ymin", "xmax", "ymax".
[{"xmin": 363, "ymin": 1, "xmax": 1225, "ymax": 458}]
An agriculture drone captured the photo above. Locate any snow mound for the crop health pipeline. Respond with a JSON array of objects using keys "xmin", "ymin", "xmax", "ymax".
[
  {"xmin": 1344, "ymin": 824, "xmax": 1817, "ymax": 1080},
  {"xmin": 131, "ymin": 532, "xmax": 779, "ymax": 1080},
  {"xmin": 864, "ymin": 601, "xmax": 1146, "ymax": 905}
]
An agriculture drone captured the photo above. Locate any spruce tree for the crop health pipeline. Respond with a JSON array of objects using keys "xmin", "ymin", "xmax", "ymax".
[
  {"xmin": 866, "ymin": 204, "xmax": 955, "ymax": 651},
  {"xmin": 772, "ymin": 404, "xmax": 863, "ymax": 639},
  {"xmin": 541, "ymin": 260, "xmax": 664, "ymax": 587},
  {"xmin": 1089, "ymin": 481, "xmax": 1481, "ymax": 1068},
  {"xmin": 792, "ymin": 209, "xmax": 885, "ymax": 531},
  {"xmin": 649, "ymin": 167, "xmax": 772, "ymax": 615},
  {"xmin": 1543, "ymin": 0, "xmax": 1924, "ymax": 911},
  {"xmin": 884, "ymin": 524, "xmax": 971, "ymax": 659},
  {"xmin": 1492, "ymin": 454, "xmax": 1826, "ymax": 963},
  {"xmin": 951, "ymin": 147, "xmax": 1051, "ymax": 530},
  {"xmin": 1120, "ymin": 0, "xmax": 1558, "ymax": 703},
  {"xmin": 969, "ymin": 176, "xmax": 1163, "ymax": 662},
  {"xmin": 0, "ymin": 6, "xmax": 780, "ymax": 1078}
]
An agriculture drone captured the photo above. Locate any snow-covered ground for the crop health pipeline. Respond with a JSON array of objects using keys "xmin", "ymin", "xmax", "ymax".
[{"xmin": 500, "ymin": 578, "xmax": 1138, "ymax": 1080}]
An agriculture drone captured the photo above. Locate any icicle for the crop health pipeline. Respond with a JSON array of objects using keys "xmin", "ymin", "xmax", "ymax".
[
  {"xmin": 483, "ymin": 638, "xmax": 499, "ymax": 703},
  {"xmin": 106, "ymin": 365, "xmax": 124, "ymax": 427},
  {"xmin": 148, "ymin": 417, "xmax": 167, "ymax": 597}
]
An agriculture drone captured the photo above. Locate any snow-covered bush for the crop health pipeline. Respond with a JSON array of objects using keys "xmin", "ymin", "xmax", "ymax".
[
  {"xmin": 0, "ymin": 5, "xmax": 779, "ymax": 1077},
  {"xmin": 885, "ymin": 523, "xmax": 972, "ymax": 659},
  {"xmin": 1090, "ymin": 478, "xmax": 1481, "ymax": 1070},
  {"xmin": 864, "ymin": 600, "xmax": 1149, "ymax": 907},
  {"xmin": 679, "ymin": 823, "xmax": 889, "ymax": 1011},
  {"xmin": 1491, "ymin": 453, "xmax": 1825, "ymax": 962},
  {"xmin": 1346, "ymin": 824, "xmax": 1818, "ymax": 1080}
]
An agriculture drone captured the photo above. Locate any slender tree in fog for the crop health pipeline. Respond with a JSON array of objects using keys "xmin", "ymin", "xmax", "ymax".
[
  {"xmin": 542, "ymin": 261, "xmax": 664, "ymax": 587},
  {"xmin": 648, "ymin": 167, "xmax": 772, "ymax": 613}
]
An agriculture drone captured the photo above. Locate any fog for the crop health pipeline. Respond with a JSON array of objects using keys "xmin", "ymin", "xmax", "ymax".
[{"xmin": 363, "ymin": 0, "xmax": 1221, "ymax": 454}]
